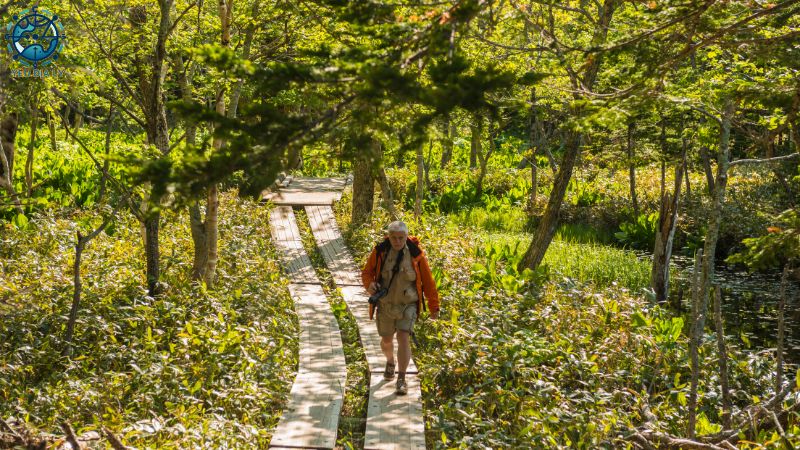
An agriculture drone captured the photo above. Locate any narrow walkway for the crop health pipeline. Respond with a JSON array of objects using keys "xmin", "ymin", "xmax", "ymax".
[
  {"xmin": 269, "ymin": 206, "xmax": 347, "ymax": 449},
  {"xmin": 306, "ymin": 205, "xmax": 425, "ymax": 450},
  {"xmin": 267, "ymin": 178, "xmax": 426, "ymax": 450}
]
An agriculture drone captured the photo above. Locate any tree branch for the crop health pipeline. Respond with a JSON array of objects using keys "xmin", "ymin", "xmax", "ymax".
[
  {"xmin": 729, "ymin": 152, "xmax": 800, "ymax": 168},
  {"xmin": 71, "ymin": 1, "xmax": 143, "ymax": 108},
  {"xmin": 166, "ymin": 1, "xmax": 198, "ymax": 39}
]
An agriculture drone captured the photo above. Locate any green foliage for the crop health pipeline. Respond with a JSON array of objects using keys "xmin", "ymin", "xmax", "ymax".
[
  {"xmin": 0, "ymin": 192, "xmax": 297, "ymax": 447},
  {"xmin": 471, "ymin": 241, "xmax": 548, "ymax": 294},
  {"xmin": 726, "ymin": 208, "xmax": 800, "ymax": 271},
  {"xmin": 615, "ymin": 212, "xmax": 659, "ymax": 251},
  {"xmin": 335, "ymin": 199, "xmax": 791, "ymax": 447}
]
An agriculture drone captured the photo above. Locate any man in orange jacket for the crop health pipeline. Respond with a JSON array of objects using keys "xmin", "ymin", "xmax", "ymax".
[{"xmin": 362, "ymin": 221, "xmax": 439, "ymax": 395}]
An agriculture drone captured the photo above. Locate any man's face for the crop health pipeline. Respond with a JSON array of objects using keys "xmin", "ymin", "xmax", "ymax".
[{"xmin": 388, "ymin": 231, "xmax": 407, "ymax": 251}]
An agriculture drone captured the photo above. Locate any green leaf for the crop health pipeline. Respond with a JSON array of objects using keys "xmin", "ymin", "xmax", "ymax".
[
  {"xmin": 12, "ymin": 213, "xmax": 29, "ymax": 229},
  {"xmin": 631, "ymin": 311, "xmax": 650, "ymax": 328}
]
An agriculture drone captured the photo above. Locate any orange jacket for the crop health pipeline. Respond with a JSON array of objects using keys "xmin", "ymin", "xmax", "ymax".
[{"xmin": 361, "ymin": 236, "xmax": 440, "ymax": 320}]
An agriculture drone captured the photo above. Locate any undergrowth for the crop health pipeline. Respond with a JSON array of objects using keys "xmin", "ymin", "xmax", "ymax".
[{"xmin": 1, "ymin": 191, "xmax": 298, "ymax": 448}]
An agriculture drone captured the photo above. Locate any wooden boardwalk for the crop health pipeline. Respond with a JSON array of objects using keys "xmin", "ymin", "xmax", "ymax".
[
  {"xmin": 306, "ymin": 205, "xmax": 424, "ymax": 450},
  {"xmin": 269, "ymin": 206, "xmax": 347, "ymax": 449},
  {"xmin": 268, "ymin": 178, "xmax": 425, "ymax": 450}
]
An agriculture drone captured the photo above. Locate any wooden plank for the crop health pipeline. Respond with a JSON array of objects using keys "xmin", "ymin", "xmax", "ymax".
[
  {"xmin": 264, "ymin": 191, "xmax": 342, "ymax": 206},
  {"xmin": 305, "ymin": 206, "xmax": 363, "ymax": 286},
  {"xmin": 269, "ymin": 283, "xmax": 347, "ymax": 449},
  {"xmin": 270, "ymin": 371, "xmax": 344, "ymax": 448},
  {"xmin": 269, "ymin": 210, "xmax": 347, "ymax": 449},
  {"xmin": 363, "ymin": 374, "xmax": 426, "ymax": 450},
  {"xmin": 269, "ymin": 207, "xmax": 318, "ymax": 284}
]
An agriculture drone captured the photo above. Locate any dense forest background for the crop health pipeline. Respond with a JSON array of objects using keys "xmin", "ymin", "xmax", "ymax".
[{"xmin": 1, "ymin": 0, "xmax": 799, "ymax": 448}]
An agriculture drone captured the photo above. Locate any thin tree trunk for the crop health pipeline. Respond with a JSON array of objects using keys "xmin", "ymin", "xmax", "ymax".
[
  {"xmin": 0, "ymin": 112, "xmax": 18, "ymax": 181},
  {"xmin": 476, "ymin": 122, "xmax": 496, "ymax": 199},
  {"xmin": 415, "ymin": 143, "xmax": 423, "ymax": 219},
  {"xmin": 776, "ymin": 265, "xmax": 789, "ymax": 395},
  {"xmin": 518, "ymin": 0, "xmax": 616, "ymax": 272},
  {"xmin": 700, "ymin": 146, "xmax": 715, "ymax": 196},
  {"xmin": 651, "ymin": 160, "xmax": 683, "ymax": 303},
  {"xmin": 74, "ymin": 103, "xmax": 85, "ymax": 137},
  {"xmin": 440, "ymin": 118, "xmax": 454, "ymax": 168},
  {"xmin": 690, "ymin": 99, "xmax": 736, "ymax": 438},
  {"xmin": 64, "ymin": 217, "xmax": 110, "ymax": 357},
  {"xmin": 189, "ymin": 201, "xmax": 207, "ymax": 280},
  {"xmin": 528, "ymin": 87, "xmax": 540, "ymax": 213},
  {"xmin": 518, "ymin": 131, "xmax": 582, "ymax": 271},
  {"xmin": 687, "ymin": 247, "xmax": 705, "ymax": 438},
  {"xmin": 470, "ymin": 115, "xmax": 480, "ymax": 169},
  {"xmin": 352, "ymin": 139, "xmax": 377, "ymax": 225},
  {"xmin": 25, "ymin": 105, "xmax": 38, "ymax": 197},
  {"xmin": 48, "ymin": 111, "xmax": 57, "ymax": 153},
  {"xmin": 378, "ymin": 166, "xmax": 398, "ymax": 219},
  {"xmin": 203, "ymin": 0, "xmax": 233, "ymax": 289},
  {"xmin": 204, "ymin": 184, "xmax": 219, "ymax": 287},
  {"xmin": 713, "ymin": 284, "xmax": 731, "ymax": 429},
  {"xmin": 98, "ymin": 107, "xmax": 114, "ymax": 202},
  {"xmin": 144, "ymin": 214, "xmax": 161, "ymax": 296},
  {"xmin": 683, "ymin": 137, "xmax": 691, "ymax": 200},
  {"xmin": 176, "ymin": 53, "xmax": 206, "ymax": 281},
  {"xmin": 628, "ymin": 122, "xmax": 639, "ymax": 218}
]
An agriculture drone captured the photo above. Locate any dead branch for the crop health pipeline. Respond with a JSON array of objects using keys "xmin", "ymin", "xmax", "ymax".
[{"xmin": 60, "ymin": 422, "xmax": 83, "ymax": 450}]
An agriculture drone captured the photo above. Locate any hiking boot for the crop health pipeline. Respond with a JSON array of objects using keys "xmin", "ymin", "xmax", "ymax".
[
  {"xmin": 383, "ymin": 361, "xmax": 396, "ymax": 380},
  {"xmin": 395, "ymin": 374, "xmax": 407, "ymax": 395}
]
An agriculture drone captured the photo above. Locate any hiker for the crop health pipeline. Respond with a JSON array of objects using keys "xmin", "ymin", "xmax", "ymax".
[{"xmin": 362, "ymin": 221, "xmax": 440, "ymax": 395}]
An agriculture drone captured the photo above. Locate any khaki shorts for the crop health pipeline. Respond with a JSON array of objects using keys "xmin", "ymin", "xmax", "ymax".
[{"xmin": 376, "ymin": 303, "xmax": 417, "ymax": 337}]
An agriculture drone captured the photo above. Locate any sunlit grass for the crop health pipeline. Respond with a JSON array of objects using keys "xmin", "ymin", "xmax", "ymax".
[{"xmin": 482, "ymin": 231, "xmax": 651, "ymax": 291}]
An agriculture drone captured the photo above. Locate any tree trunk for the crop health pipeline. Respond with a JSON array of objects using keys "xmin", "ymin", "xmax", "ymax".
[
  {"xmin": 175, "ymin": 53, "xmax": 207, "ymax": 281},
  {"xmin": 0, "ymin": 112, "xmax": 18, "ymax": 180},
  {"xmin": 203, "ymin": 0, "xmax": 234, "ymax": 289},
  {"xmin": 687, "ymin": 247, "xmax": 705, "ymax": 438},
  {"xmin": 777, "ymin": 265, "xmax": 789, "ymax": 394},
  {"xmin": 48, "ymin": 111, "xmax": 57, "ymax": 153},
  {"xmin": 628, "ymin": 122, "xmax": 639, "ymax": 218},
  {"xmin": 700, "ymin": 146, "xmax": 715, "ymax": 196},
  {"xmin": 713, "ymin": 284, "xmax": 731, "ymax": 429},
  {"xmin": 528, "ymin": 87, "xmax": 540, "ymax": 213},
  {"xmin": 137, "ymin": 0, "xmax": 175, "ymax": 297},
  {"xmin": 651, "ymin": 160, "xmax": 683, "ymax": 304},
  {"xmin": 144, "ymin": 214, "xmax": 161, "ymax": 296},
  {"xmin": 98, "ymin": 107, "xmax": 114, "ymax": 202},
  {"xmin": 518, "ymin": 131, "xmax": 582, "ymax": 271},
  {"xmin": 689, "ymin": 99, "xmax": 735, "ymax": 438},
  {"xmin": 683, "ymin": 138, "xmax": 691, "ymax": 200},
  {"xmin": 518, "ymin": 0, "xmax": 616, "ymax": 272},
  {"xmin": 73, "ymin": 103, "xmax": 85, "ymax": 137},
  {"xmin": 25, "ymin": 105, "xmax": 38, "ymax": 197},
  {"xmin": 352, "ymin": 139, "xmax": 377, "ymax": 225},
  {"xmin": 0, "ymin": 136, "xmax": 23, "ymax": 214},
  {"xmin": 440, "ymin": 118, "xmax": 453, "ymax": 168},
  {"xmin": 189, "ymin": 201, "xmax": 207, "ymax": 280},
  {"xmin": 64, "ymin": 218, "xmax": 109, "ymax": 357},
  {"xmin": 378, "ymin": 166, "xmax": 398, "ymax": 219},
  {"xmin": 470, "ymin": 116, "xmax": 480, "ymax": 169},
  {"xmin": 476, "ymin": 122, "xmax": 496, "ymax": 199},
  {"xmin": 415, "ymin": 143, "xmax": 424, "ymax": 219}
]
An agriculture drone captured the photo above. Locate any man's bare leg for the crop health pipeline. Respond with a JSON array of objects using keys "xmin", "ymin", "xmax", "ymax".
[
  {"xmin": 381, "ymin": 334, "xmax": 395, "ymax": 365},
  {"xmin": 396, "ymin": 330, "xmax": 411, "ymax": 373}
]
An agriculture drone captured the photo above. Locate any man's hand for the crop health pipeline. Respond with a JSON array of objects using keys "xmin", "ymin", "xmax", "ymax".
[
  {"xmin": 430, "ymin": 310, "xmax": 439, "ymax": 320},
  {"xmin": 367, "ymin": 282, "xmax": 379, "ymax": 295}
]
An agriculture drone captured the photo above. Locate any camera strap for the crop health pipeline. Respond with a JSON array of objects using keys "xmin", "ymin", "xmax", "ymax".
[{"xmin": 382, "ymin": 248, "xmax": 404, "ymax": 293}]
